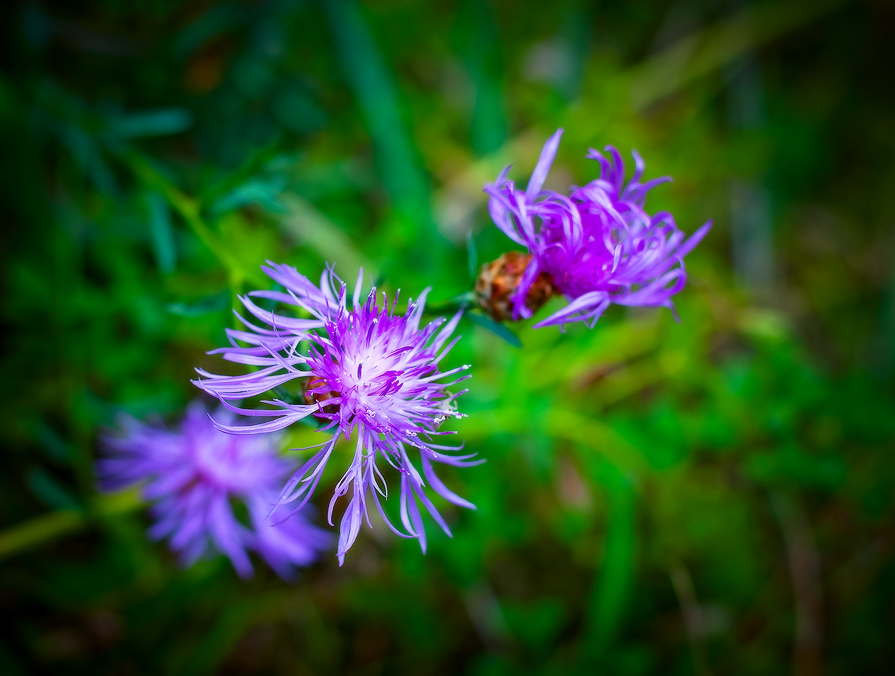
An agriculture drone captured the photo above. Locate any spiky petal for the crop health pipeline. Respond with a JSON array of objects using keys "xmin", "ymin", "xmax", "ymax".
[{"xmin": 194, "ymin": 263, "xmax": 478, "ymax": 565}]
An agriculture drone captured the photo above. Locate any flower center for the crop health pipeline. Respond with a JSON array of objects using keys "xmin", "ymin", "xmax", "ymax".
[{"xmin": 306, "ymin": 311, "xmax": 407, "ymax": 422}]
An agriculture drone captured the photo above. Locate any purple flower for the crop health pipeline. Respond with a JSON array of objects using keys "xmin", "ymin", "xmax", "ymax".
[
  {"xmin": 193, "ymin": 263, "xmax": 478, "ymax": 565},
  {"xmin": 484, "ymin": 128, "xmax": 712, "ymax": 329},
  {"xmin": 97, "ymin": 402, "xmax": 329, "ymax": 580}
]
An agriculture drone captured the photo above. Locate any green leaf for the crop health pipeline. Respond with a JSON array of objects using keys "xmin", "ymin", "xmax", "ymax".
[
  {"xmin": 105, "ymin": 109, "xmax": 193, "ymax": 139},
  {"xmin": 466, "ymin": 312, "xmax": 522, "ymax": 348},
  {"xmin": 198, "ymin": 136, "xmax": 285, "ymax": 204},
  {"xmin": 211, "ymin": 176, "xmax": 289, "ymax": 215},
  {"xmin": 145, "ymin": 191, "xmax": 176, "ymax": 274},
  {"xmin": 26, "ymin": 469, "xmax": 81, "ymax": 511},
  {"xmin": 166, "ymin": 291, "xmax": 229, "ymax": 317},
  {"xmin": 34, "ymin": 422, "xmax": 72, "ymax": 464},
  {"xmin": 56, "ymin": 123, "xmax": 117, "ymax": 194}
]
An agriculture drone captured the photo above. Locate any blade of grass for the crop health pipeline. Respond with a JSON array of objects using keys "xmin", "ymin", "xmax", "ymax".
[
  {"xmin": 629, "ymin": 0, "xmax": 851, "ymax": 110},
  {"xmin": 467, "ymin": 230, "xmax": 478, "ymax": 280},
  {"xmin": 581, "ymin": 459, "xmax": 637, "ymax": 664},
  {"xmin": 0, "ymin": 489, "xmax": 143, "ymax": 562},
  {"xmin": 322, "ymin": 0, "xmax": 444, "ymax": 265},
  {"xmin": 455, "ymin": 0, "xmax": 508, "ymax": 156},
  {"xmin": 279, "ymin": 192, "xmax": 372, "ymax": 279}
]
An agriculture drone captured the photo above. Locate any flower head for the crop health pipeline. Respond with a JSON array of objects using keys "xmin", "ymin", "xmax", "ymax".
[
  {"xmin": 193, "ymin": 263, "xmax": 477, "ymax": 565},
  {"xmin": 483, "ymin": 128, "xmax": 712, "ymax": 329},
  {"xmin": 97, "ymin": 402, "xmax": 329, "ymax": 580}
]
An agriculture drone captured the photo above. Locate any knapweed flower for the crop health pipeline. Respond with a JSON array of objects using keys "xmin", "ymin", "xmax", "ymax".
[
  {"xmin": 193, "ymin": 263, "xmax": 477, "ymax": 565},
  {"xmin": 482, "ymin": 128, "xmax": 711, "ymax": 329},
  {"xmin": 97, "ymin": 402, "xmax": 329, "ymax": 580}
]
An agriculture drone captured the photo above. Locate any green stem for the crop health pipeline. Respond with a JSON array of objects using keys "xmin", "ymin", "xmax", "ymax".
[
  {"xmin": 114, "ymin": 147, "xmax": 264, "ymax": 288},
  {"xmin": 0, "ymin": 489, "xmax": 143, "ymax": 562},
  {"xmin": 424, "ymin": 291, "xmax": 475, "ymax": 316}
]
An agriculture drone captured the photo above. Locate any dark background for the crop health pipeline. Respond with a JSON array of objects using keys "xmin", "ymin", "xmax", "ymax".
[{"xmin": 1, "ymin": 0, "xmax": 894, "ymax": 674}]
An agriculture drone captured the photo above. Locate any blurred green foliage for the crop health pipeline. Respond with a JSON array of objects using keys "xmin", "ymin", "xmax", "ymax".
[{"xmin": 1, "ymin": 0, "xmax": 894, "ymax": 674}]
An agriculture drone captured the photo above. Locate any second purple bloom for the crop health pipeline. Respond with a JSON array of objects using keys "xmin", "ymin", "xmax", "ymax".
[{"xmin": 483, "ymin": 128, "xmax": 712, "ymax": 329}]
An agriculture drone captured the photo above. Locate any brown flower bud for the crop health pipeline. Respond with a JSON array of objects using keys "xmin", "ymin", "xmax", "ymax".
[
  {"xmin": 303, "ymin": 377, "xmax": 340, "ymax": 414},
  {"xmin": 474, "ymin": 252, "xmax": 556, "ymax": 322}
]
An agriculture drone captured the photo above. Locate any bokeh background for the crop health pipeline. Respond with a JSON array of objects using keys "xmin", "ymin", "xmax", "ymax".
[{"xmin": 2, "ymin": 0, "xmax": 894, "ymax": 673}]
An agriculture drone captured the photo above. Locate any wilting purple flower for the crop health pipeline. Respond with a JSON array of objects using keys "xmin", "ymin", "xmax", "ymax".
[
  {"xmin": 484, "ymin": 128, "xmax": 711, "ymax": 329},
  {"xmin": 193, "ymin": 263, "xmax": 477, "ymax": 565},
  {"xmin": 97, "ymin": 402, "xmax": 329, "ymax": 580}
]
